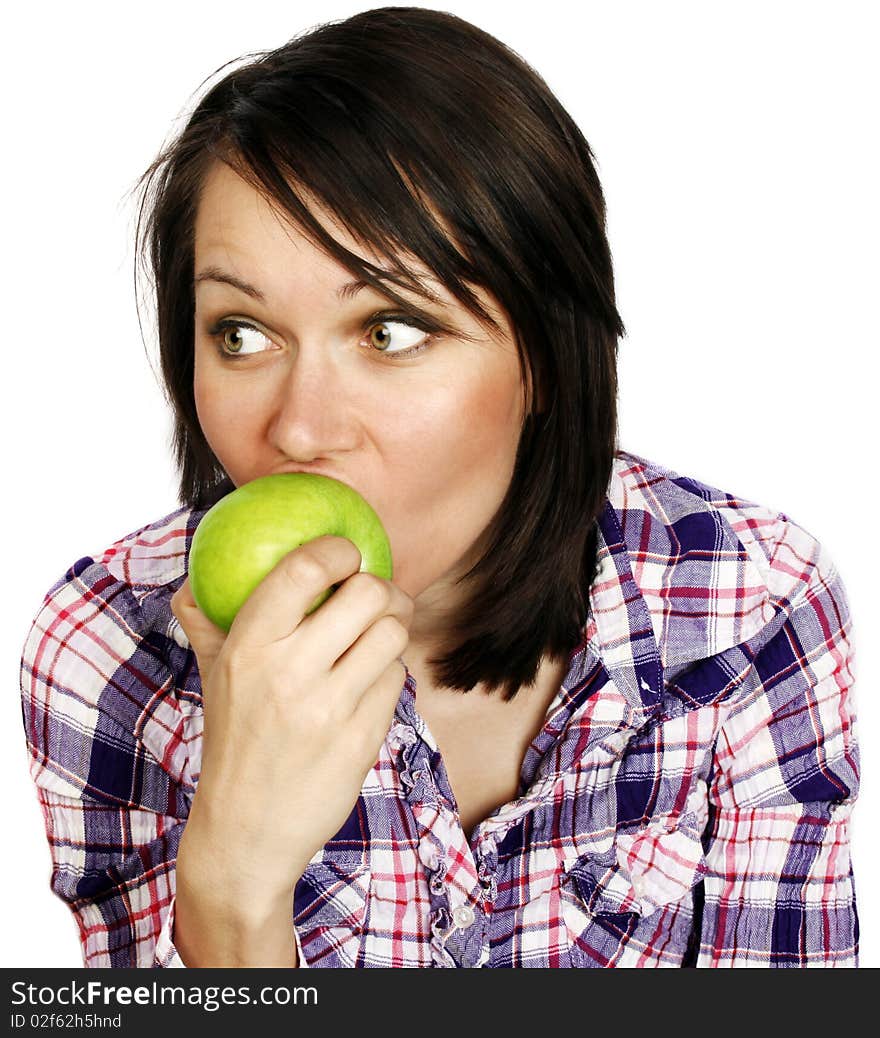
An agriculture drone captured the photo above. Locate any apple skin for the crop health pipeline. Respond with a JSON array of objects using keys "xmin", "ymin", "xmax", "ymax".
[{"xmin": 188, "ymin": 473, "xmax": 393, "ymax": 632}]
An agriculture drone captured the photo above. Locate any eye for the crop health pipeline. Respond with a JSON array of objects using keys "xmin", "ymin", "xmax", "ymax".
[
  {"xmin": 208, "ymin": 319, "xmax": 275, "ymax": 357},
  {"xmin": 365, "ymin": 318, "xmax": 431, "ymax": 357}
]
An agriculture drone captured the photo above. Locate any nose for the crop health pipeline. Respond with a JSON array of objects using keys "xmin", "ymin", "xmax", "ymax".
[{"xmin": 266, "ymin": 344, "xmax": 359, "ymax": 461}]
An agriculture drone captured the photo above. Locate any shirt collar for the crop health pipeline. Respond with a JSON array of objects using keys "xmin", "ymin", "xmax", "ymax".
[{"xmin": 585, "ymin": 498, "xmax": 664, "ymax": 717}]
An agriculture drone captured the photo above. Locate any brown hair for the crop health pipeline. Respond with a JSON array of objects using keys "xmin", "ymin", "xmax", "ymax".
[{"xmin": 131, "ymin": 6, "xmax": 624, "ymax": 701}]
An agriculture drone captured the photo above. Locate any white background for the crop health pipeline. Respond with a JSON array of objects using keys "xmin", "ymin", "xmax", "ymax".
[{"xmin": 3, "ymin": 0, "xmax": 876, "ymax": 967}]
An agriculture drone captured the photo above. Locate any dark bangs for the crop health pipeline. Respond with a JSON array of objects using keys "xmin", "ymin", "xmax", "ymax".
[{"xmin": 132, "ymin": 6, "xmax": 624, "ymax": 701}]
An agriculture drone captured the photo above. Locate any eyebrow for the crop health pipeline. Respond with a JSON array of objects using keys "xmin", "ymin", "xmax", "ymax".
[
  {"xmin": 194, "ymin": 265, "xmax": 445, "ymax": 306},
  {"xmin": 192, "ymin": 264, "xmax": 486, "ymax": 340}
]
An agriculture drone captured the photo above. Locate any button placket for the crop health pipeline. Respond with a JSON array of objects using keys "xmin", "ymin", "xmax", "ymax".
[
  {"xmin": 442, "ymin": 901, "xmax": 489, "ymax": 967},
  {"xmin": 403, "ymin": 759, "xmax": 461, "ymax": 967},
  {"xmin": 451, "ymin": 903, "xmax": 475, "ymax": 929},
  {"xmin": 476, "ymin": 834, "xmax": 499, "ymax": 906},
  {"xmin": 418, "ymin": 828, "xmax": 483, "ymax": 966},
  {"xmin": 395, "ymin": 708, "xmax": 490, "ymax": 967},
  {"xmin": 429, "ymin": 907, "xmax": 458, "ymax": 967}
]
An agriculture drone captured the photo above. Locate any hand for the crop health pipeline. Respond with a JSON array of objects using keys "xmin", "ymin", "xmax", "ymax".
[{"xmin": 170, "ymin": 535, "xmax": 414, "ymax": 902}]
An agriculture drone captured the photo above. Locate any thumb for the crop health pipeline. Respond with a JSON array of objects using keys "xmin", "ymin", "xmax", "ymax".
[{"xmin": 171, "ymin": 576, "xmax": 227, "ymax": 680}]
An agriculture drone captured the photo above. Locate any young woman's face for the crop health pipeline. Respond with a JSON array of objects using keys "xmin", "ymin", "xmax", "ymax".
[{"xmin": 192, "ymin": 161, "xmax": 528, "ymax": 605}]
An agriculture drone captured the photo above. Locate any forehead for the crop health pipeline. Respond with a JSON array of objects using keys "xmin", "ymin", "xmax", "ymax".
[
  {"xmin": 193, "ymin": 160, "xmax": 511, "ymax": 328},
  {"xmin": 195, "ymin": 161, "xmax": 446, "ymax": 296},
  {"xmin": 195, "ymin": 161, "xmax": 366, "ymax": 262}
]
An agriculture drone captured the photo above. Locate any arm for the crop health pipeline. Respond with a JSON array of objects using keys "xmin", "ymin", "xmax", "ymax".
[
  {"xmin": 690, "ymin": 533, "xmax": 859, "ymax": 966},
  {"xmin": 33, "ymin": 787, "xmax": 184, "ymax": 968},
  {"xmin": 20, "ymin": 555, "xmax": 312, "ymax": 967},
  {"xmin": 171, "ymin": 807, "xmax": 305, "ymax": 967},
  {"xmin": 20, "ymin": 555, "xmax": 192, "ymax": 966},
  {"xmin": 31, "ymin": 786, "xmax": 311, "ymax": 968}
]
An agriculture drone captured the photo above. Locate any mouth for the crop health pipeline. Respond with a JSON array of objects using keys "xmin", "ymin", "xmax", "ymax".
[{"xmin": 271, "ymin": 464, "xmax": 359, "ymax": 494}]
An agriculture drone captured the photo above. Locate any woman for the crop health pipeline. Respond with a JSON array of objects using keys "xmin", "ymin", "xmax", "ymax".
[{"xmin": 19, "ymin": 7, "xmax": 859, "ymax": 967}]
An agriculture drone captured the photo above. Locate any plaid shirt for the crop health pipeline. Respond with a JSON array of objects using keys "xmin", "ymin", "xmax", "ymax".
[{"xmin": 19, "ymin": 449, "xmax": 859, "ymax": 968}]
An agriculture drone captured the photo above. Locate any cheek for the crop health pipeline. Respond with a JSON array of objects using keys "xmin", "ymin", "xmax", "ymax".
[
  {"xmin": 193, "ymin": 367, "xmax": 227, "ymax": 450},
  {"xmin": 391, "ymin": 369, "xmax": 522, "ymax": 480},
  {"xmin": 377, "ymin": 366, "xmax": 524, "ymax": 589},
  {"xmin": 434, "ymin": 362, "xmax": 524, "ymax": 466},
  {"xmin": 193, "ymin": 363, "xmax": 263, "ymax": 477}
]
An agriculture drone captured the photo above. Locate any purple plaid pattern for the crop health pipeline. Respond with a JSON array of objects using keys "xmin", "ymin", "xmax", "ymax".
[{"xmin": 20, "ymin": 449, "xmax": 859, "ymax": 967}]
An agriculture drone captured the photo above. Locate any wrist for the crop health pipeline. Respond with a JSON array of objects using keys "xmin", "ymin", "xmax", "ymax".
[
  {"xmin": 182, "ymin": 785, "xmax": 313, "ymax": 887},
  {"xmin": 177, "ymin": 817, "xmax": 305, "ymax": 912},
  {"xmin": 173, "ymin": 878, "xmax": 298, "ymax": 967}
]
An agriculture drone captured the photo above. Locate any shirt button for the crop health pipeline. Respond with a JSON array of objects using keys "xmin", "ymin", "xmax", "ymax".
[{"xmin": 452, "ymin": 904, "xmax": 475, "ymax": 930}]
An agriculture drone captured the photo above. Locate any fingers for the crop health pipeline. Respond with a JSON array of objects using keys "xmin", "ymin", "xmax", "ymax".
[
  {"xmin": 350, "ymin": 656, "xmax": 409, "ymax": 747},
  {"xmin": 227, "ymin": 535, "xmax": 364, "ymax": 647},
  {"xmin": 180, "ymin": 533, "xmax": 413, "ymax": 731},
  {"xmin": 331, "ymin": 611, "xmax": 411, "ymax": 689},
  {"xmin": 297, "ymin": 567, "xmax": 415, "ymax": 664},
  {"xmin": 171, "ymin": 577, "xmax": 228, "ymax": 676}
]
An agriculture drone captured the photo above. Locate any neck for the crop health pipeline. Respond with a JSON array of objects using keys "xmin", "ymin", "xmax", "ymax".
[{"xmin": 402, "ymin": 641, "xmax": 569, "ymax": 716}]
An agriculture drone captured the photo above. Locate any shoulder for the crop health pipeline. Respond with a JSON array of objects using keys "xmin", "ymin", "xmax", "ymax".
[
  {"xmin": 20, "ymin": 504, "xmax": 206, "ymax": 805},
  {"xmin": 604, "ymin": 448, "xmax": 848, "ymax": 675},
  {"xmin": 31, "ymin": 504, "xmax": 203, "ymax": 651},
  {"xmin": 62, "ymin": 504, "xmax": 200, "ymax": 604}
]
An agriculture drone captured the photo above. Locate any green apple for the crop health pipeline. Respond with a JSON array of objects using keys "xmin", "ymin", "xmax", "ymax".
[{"xmin": 188, "ymin": 473, "xmax": 393, "ymax": 632}]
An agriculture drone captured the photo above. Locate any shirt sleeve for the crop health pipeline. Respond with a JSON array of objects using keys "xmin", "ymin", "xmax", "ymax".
[
  {"xmin": 20, "ymin": 556, "xmax": 194, "ymax": 967},
  {"xmin": 695, "ymin": 528, "xmax": 859, "ymax": 967},
  {"xmin": 32, "ymin": 786, "xmax": 186, "ymax": 967},
  {"xmin": 21, "ymin": 554, "xmax": 312, "ymax": 968}
]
